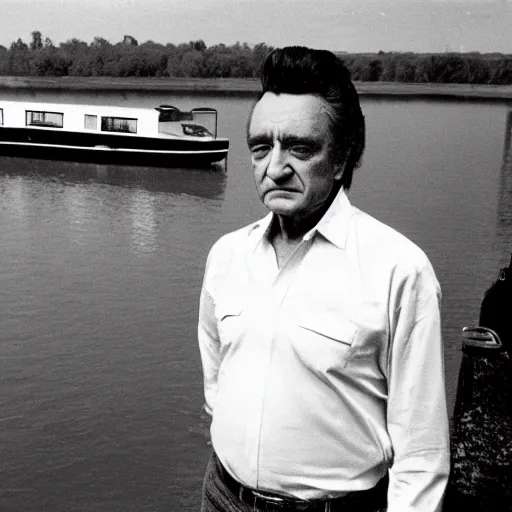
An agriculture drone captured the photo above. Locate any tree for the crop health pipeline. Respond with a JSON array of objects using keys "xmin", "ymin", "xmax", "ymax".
[
  {"xmin": 59, "ymin": 38, "xmax": 88, "ymax": 55},
  {"xmin": 8, "ymin": 38, "xmax": 29, "ymax": 74},
  {"xmin": 252, "ymin": 43, "xmax": 273, "ymax": 76},
  {"xmin": 10, "ymin": 38, "xmax": 28, "ymax": 52},
  {"xmin": 190, "ymin": 39, "xmax": 206, "ymax": 52},
  {"xmin": 91, "ymin": 37, "xmax": 110, "ymax": 48},
  {"xmin": 489, "ymin": 58, "xmax": 512, "ymax": 85},
  {"xmin": 30, "ymin": 31, "xmax": 43, "ymax": 51},
  {"xmin": 122, "ymin": 35, "xmax": 138, "ymax": 46},
  {"xmin": 180, "ymin": 49, "xmax": 204, "ymax": 77},
  {"xmin": 0, "ymin": 45, "xmax": 8, "ymax": 75},
  {"xmin": 379, "ymin": 56, "xmax": 397, "ymax": 81},
  {"xmin": 368, "ymin": 59, "xmax": 383, "ymax": 81},
  {"xmin": 86, "ymin": 38, "xmax": 115, "ymax": 76},
  {"xmin": 32, "ymin": 46, "xmax": 70, "ymax": 76}
]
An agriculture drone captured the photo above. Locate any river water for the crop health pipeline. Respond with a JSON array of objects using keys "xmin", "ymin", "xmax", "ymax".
[{"xmin": 0, "ymin": 89, "xmax": 511, "ymax": 511}]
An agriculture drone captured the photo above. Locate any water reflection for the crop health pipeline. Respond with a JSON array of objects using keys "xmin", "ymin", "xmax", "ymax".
[
  {"xmin": 0, "ymin": 175, "xmax": 26, "ymax": 218},
  {"xmin": 0, "ymin": 156, "xmax": 226, "ymax": 200},
  {"xmin": 62, "ymin": 184, "xmax": 91, "ymax": 247},
  {"xmin": 130, "ymin": 190, "xmax": 157, "ymax": 254}
]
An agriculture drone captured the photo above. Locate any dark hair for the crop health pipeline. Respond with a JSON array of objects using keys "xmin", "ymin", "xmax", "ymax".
[{"xmin": 259, "ymin": 46, "xmax": 365, "ymax": 190}]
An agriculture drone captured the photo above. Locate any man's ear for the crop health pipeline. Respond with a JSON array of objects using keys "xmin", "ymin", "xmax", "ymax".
[
  {"xmin": 332, "ymin": 144, "xmax": 350, "ymax": 181},
  {"xmin": 334, "ymin": 161, "xmax": 346, "ymax": 181}
]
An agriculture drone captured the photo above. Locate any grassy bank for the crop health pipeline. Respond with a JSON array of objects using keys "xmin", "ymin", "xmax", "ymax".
[{"xmin": 1, "ymin": 76, "xmax": 512, "ymax": 101}]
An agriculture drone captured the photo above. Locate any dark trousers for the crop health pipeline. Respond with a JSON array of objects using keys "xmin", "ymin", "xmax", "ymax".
[
  {"xmin": 200, "ymin": 451, "xmax": 387, "ymax": 512},
  {"xmin": 201, "ymin": 451, "xmax": 253, "ymax": 512}
]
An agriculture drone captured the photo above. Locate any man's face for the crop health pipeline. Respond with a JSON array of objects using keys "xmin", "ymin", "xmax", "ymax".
[{"xmin": 247, "ymin": 92, "xmax": 342, "ymax": 223}]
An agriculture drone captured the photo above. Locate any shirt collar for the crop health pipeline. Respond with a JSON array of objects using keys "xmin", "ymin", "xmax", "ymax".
[
  {"xmin": 303, "ymin": 188, "xmax": 353, "ymax": 249},
  {"xmin": 249, "ymin": 188, "xmax": 354, "ymax": 250}
]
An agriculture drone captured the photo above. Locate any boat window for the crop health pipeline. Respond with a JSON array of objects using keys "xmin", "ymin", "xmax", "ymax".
[
  {"xmin": 101, "ymin": 117, "xmax": 137, "ymax": 134},
  {"xmin": 84, "ymin": 114, "xmax": 97, "ymax": 130},
  {"xmin": 26, "ymin": 110, "xmax": 64, "ymax": 128}
]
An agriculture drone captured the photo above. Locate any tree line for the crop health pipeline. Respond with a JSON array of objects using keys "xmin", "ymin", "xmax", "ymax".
[
  {"xmin": 0, "ymin": 32, "xmax": 272, "ymax": 79},
  {"xmin": 342, "ymin": 51, "xmax": 512, "ymax": 85},
  {"xmin": 1, "ymin": 32, "xmax": 511, "ymax": 84}
]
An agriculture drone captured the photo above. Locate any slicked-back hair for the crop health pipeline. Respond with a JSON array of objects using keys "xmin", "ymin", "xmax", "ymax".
[{"xmin": 259, "ymin": 46, "xmax": 365, "ymax": 190}]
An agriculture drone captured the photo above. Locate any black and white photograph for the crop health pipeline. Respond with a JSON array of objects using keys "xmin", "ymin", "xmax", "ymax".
[{"xmin": 0, "ymin": 1, "xmax": 511, "ymax": 511}]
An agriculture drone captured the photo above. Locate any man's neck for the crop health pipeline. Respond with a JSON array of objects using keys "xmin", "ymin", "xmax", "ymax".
[
  {"xmin": 273, "ymin": 211, "xmax": 321, "ymax": 243},
  {"xmin": 272, "ymin": 188, "xmax": 340, "ymax": 243}
]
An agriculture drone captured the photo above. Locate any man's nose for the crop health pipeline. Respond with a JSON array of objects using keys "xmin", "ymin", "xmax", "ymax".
[{"xmin": 266, "ymin": 148, "xmax": 292, "ymax": 182}]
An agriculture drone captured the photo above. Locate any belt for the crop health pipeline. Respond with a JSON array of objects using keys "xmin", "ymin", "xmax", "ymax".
[{"xmin": 216, "ymin": 455, "xmax": 387, "ymax": 512}]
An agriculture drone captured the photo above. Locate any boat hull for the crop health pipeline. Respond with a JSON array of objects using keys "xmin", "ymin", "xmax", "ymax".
[{"xmin": 0, "ymin": 127, "xmax": 229, "ymax": 167}]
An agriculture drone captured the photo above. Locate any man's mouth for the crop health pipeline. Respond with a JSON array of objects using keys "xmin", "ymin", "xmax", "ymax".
[{"xmin": 266, "ymin": 188, "xmax": 298, "ymax": 194}]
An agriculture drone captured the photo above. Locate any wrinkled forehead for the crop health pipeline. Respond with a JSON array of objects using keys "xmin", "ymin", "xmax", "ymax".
[{"xmin": 248, "ymin": 92, "xmax": 331, "ymax": 137}]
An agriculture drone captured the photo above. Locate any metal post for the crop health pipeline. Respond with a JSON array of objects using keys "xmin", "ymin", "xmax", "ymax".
[{"xmin": 503, "ymin": 110, "xmax": 512, "ymax": 161}]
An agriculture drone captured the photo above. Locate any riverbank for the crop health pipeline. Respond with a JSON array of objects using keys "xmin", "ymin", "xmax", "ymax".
[{"xmin": 1, "ymin": 76, "xmax": 512, "ymax": 101}]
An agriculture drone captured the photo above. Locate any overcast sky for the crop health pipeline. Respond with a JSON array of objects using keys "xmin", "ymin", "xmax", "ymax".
[{"xmin": 2, "ymin": 0, "xmax": 512, "ymax": 53}]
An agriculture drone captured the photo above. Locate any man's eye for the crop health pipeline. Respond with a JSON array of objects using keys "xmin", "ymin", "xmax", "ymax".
[
  {"xmin": 290, "ymin": 145, "xmax": 314, "ymax": 158},
  {"xmin": 251, "ymin": 145, "xmax": 271, "ymax": 159}
]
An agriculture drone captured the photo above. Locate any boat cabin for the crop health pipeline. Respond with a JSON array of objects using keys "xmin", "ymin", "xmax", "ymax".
[{"xmin": 0, "ymin": 101, "xmax": 219, "ymax": 140}]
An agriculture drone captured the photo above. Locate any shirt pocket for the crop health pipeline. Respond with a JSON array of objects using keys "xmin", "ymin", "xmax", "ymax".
[
  {"xmin": 295, "ymin": 309, "xmax": 359, "ymax": 370},
  {"xmin": 215, "ymin": 297, "xmax": 244, "ymax": 352}
]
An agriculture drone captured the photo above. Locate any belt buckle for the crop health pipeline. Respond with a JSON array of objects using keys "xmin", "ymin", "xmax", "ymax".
[{"xmin": 252, "ymin": 490, "xmax": 286, "ymax": 511}]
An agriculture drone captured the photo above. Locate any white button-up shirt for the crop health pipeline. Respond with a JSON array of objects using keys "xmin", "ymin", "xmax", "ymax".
[{"xmin": 198, "ymin": 189, "xmax": 450, "ymax": 511}]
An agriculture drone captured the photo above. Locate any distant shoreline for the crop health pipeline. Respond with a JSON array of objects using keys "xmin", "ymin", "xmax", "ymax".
[{"xmin": 1, "ymin": 76, "xmax": 512, "ymax": 101}]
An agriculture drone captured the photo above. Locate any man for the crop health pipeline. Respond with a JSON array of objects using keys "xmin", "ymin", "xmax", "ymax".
[{"xmin": 198, "ymin": 46, "xmax": 450, "ymax": 512}]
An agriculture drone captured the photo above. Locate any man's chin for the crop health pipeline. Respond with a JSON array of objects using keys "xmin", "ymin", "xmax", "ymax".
[{"xmin": 264, "ymin": 197, "xmax": 300, "ymax": 216}]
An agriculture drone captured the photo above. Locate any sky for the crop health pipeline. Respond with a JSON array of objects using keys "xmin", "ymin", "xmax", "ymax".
[{"xmin": 1, "ymin": 0, "xmax": 512, "ymax": 54}]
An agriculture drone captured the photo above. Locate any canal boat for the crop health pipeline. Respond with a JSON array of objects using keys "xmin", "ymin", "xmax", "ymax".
[{"xmin": 0, "ymin": 101, "xmax": 229, "ymax": 167}]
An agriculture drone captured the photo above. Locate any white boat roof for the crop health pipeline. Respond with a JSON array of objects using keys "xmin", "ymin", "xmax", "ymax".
[{"xmin": 0, "ymin": 100, "xmax": 164, "ymax": 136}]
